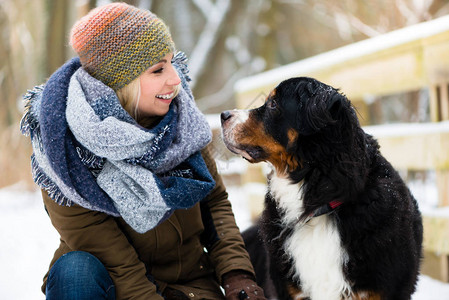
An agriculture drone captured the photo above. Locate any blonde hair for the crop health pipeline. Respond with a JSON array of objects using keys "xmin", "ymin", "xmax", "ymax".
[
  {"xmin": 116, "ymin": 76, "xmax": 181, "ymax": 128},
  {"xmin": 116, "ymin": 76, "xmax": 141, "ymax": 120}
]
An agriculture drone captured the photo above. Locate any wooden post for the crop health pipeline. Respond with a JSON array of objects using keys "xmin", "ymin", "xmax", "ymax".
[
  {"xmin": 430, "ymin": 82, "xmax": 449, "ymax": 122},
  {"xmin": 441, "ymin": 255, "xmax": 449, "ymax": 283},
  {"xmin": 442, "ymin": 83, "xmax": 449, "ymax": 121},
  {"xmin": 437, "ymin": 171, "xmax": 449, "ymax": 207},
  {"xmin": 429, "ymin": 85, "xmax": 440, "ymax": 122}
]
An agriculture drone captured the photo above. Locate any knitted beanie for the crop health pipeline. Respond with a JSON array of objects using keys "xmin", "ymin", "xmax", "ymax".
[{"xmin": 70, "ymin": 2, "xmax": 175, "ymax": 91}]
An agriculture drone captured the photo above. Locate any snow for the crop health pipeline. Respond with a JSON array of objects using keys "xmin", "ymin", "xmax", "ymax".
[
  {"xmin": 235, "ymin": 14, "xmax": 449, "ymax": 93},
  {"xmin": 363, "ymin": 121, "xmax": 449, "ymax": 138},
  {"xmin": 1, "ymin": 182, "xmax": 449, "ymax": 299},
  {"xmin": 205, "ymin": 113, "xmax": 222, "ymax": 132},
  {"xmin": 0, "ymin": 184, "xmax": 59, "ymax": 300}
]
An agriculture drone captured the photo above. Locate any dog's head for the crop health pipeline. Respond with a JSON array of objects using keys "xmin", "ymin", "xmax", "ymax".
[{"xmin": 221, "ymin": 77, "xmax": 364, "ymax": 180}]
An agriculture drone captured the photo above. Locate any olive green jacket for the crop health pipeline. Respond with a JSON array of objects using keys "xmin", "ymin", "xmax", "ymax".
[{"xmin": 41, "ymin": 147, "xmax": 254, "ymax": 299}]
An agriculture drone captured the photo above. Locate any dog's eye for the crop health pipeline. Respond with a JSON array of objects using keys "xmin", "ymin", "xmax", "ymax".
[{"xmin": 267, "ymin": 99, "xmax": 277, "ymax": 109}]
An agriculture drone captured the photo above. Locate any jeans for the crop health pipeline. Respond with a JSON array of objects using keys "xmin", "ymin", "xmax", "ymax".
[{"xmin": 46, "ymin": 251, "xmax": 116, "ymax": 300}]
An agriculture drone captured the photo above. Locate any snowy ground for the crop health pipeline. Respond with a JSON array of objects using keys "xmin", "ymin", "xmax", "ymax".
[{"xmin": 1, "ymin": 183, "xmax": 449, "ymax": 299}]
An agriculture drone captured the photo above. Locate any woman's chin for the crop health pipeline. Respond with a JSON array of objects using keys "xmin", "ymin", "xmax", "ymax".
[{"xmin": 157, "ymin": 97, "xmax": 173, "ymax": 105}]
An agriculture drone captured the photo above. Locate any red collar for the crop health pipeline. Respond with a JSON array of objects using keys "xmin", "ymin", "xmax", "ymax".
[
  {"xmin": 310, "ymin": 200, "xmax": 343, "ymax": 218},
  {"xmin": 295, "ymin": 200, "xmax": 343, "ymax": 227}
]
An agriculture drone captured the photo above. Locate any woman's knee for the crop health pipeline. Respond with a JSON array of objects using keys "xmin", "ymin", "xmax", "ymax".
[
  {"xmin": 46, "ymin": 251, "xmax": 115, "ymax": 300},
  {"xmin": 49, "ymin": 251, "xmax": 109, "ymax": 282}
]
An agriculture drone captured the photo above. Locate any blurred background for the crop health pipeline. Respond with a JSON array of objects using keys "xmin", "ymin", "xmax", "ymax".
[
  {"xmin": 4, "ymin": 0, "xmax": 449, "ymax": 187},
  {"xmin": 1, "ymin": 0, "xmax": 449, "ymax": 298}
]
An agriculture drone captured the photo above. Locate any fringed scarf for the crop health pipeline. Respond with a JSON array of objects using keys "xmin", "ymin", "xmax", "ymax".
[{"xmin": 20, "ymin": 53, "xmax": 215, "ymax": 233}]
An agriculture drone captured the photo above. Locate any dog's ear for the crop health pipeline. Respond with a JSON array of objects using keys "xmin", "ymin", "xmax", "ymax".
[
  {"xmin": 327, "ymin": 91, "xmax": 359, "ymax": 135},
  {"xmin": 327, "ymin": 91, "xmax": 346, "ymax": 119},
  {"xmin": 296, "ymin": 85, "xmax": 336, "ymax": 135}
]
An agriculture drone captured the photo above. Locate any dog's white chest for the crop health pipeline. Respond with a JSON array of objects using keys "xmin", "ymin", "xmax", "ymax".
[{"xmin": 269, "ymin": 175, "xmax": 352, "ymax": 300}]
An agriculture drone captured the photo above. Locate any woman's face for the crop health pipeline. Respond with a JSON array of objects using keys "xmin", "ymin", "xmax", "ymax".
[{"xmin": 137, "ymin": 53, "xmax": 181, "ymax": 117}]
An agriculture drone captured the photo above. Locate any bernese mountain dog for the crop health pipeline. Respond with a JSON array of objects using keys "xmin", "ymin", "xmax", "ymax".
[{"xmin": 221, "ymin": 77, "xmax": 423, "ymax": 300}]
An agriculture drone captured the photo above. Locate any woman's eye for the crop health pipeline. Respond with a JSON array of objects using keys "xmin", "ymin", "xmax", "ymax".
[{"xmin": 153, "ymin": 67, "xmax": 164, "ymax": 74}]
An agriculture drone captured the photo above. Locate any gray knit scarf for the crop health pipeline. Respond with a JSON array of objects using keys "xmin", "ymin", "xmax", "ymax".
[{"xmin": 21, "ymin": 54, "xmax": 215, "ymax": 233}]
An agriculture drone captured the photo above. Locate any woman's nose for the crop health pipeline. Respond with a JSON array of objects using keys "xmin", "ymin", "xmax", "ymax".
[{"xmin": 167, "ymin": 65, "xmax": 181, "ymax": 86}]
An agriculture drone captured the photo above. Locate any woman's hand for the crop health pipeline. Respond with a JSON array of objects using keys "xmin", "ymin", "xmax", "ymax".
[{"xmin": 222, "ymin": 270, "xmax": 266, "ymax": 300}]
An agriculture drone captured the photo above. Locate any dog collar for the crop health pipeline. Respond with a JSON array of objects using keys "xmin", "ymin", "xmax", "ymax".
[
  {"xmin": 297, "ymin": 200, "xmax": 343, "ymax": 227},
  {"xmin": 310, "ymin": 200, "xmax": 343, "ymax": 218}
]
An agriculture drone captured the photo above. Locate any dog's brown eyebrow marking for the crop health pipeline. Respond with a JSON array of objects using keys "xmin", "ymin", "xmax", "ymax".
[
  {"xmin": 267, "ymin": 88, "xmax": 276, "ymax": 101},
  {"xmin": 287, "ymin": 128, "xmax": 298, "ymax": 147}
]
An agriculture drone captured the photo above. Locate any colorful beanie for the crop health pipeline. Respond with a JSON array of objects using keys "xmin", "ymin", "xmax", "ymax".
[{"xmin": 70, "ymin": 2, "xmax": 175, "ymax": 91}]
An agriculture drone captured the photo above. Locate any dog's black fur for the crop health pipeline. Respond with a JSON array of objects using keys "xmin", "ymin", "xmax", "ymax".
[{"xmin": 222, "ymin": 77, "xmax": 423, "ymax": 300}]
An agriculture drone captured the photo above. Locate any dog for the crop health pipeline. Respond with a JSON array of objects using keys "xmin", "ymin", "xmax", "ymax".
[{"xmin": 221, "ymin": 77, "xmax": 423, "ymax": 300}]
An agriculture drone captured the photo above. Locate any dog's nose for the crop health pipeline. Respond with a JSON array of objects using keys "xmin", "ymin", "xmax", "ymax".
[{"xmin": 221, "ymin": 110, "xmax": 233, "ymax": 124}]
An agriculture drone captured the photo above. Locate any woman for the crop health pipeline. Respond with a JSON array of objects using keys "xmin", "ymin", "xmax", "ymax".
[{"xmin": 20, "ymin": 3, "xmax": 265, "ymax": 300}]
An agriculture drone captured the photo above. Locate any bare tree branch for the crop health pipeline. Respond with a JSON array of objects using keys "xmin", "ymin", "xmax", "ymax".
[
  {"xmin": 344, "ymin": 11, "xmax": 383, "ymax": 37},
  {"xmin": 137, "ymin": 0, "xmax": 153, "ymax": 9},
  {"xmin": 188, "ymin": 0, "xmax": 231, "ymax": 89},
  {"xmin": 191, "ymin": 0, "xmax": 214, "ymax": 17},
  {"xmin": 396, "ymin": 0, "xmax": 420, "ymax": 25},
  {"xmin": 411, "ymin": 0, "xmax": 433, "ymax": 20},
  {"xmin": 310, "ymin": 1, "xmax": 382, "ymax": 39},
  {"xmin": 197, "ymin": 67, "xmax": 248, "ymax": 112},
  {"xmin": 435, "ymin": 2, "xmax": 449, "ymax": 17}
]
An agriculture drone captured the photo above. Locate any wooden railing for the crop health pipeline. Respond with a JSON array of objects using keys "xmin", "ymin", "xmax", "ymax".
[{"xmin": 365, "ymin": 122, "xmax": 449, "ymax": 282}]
